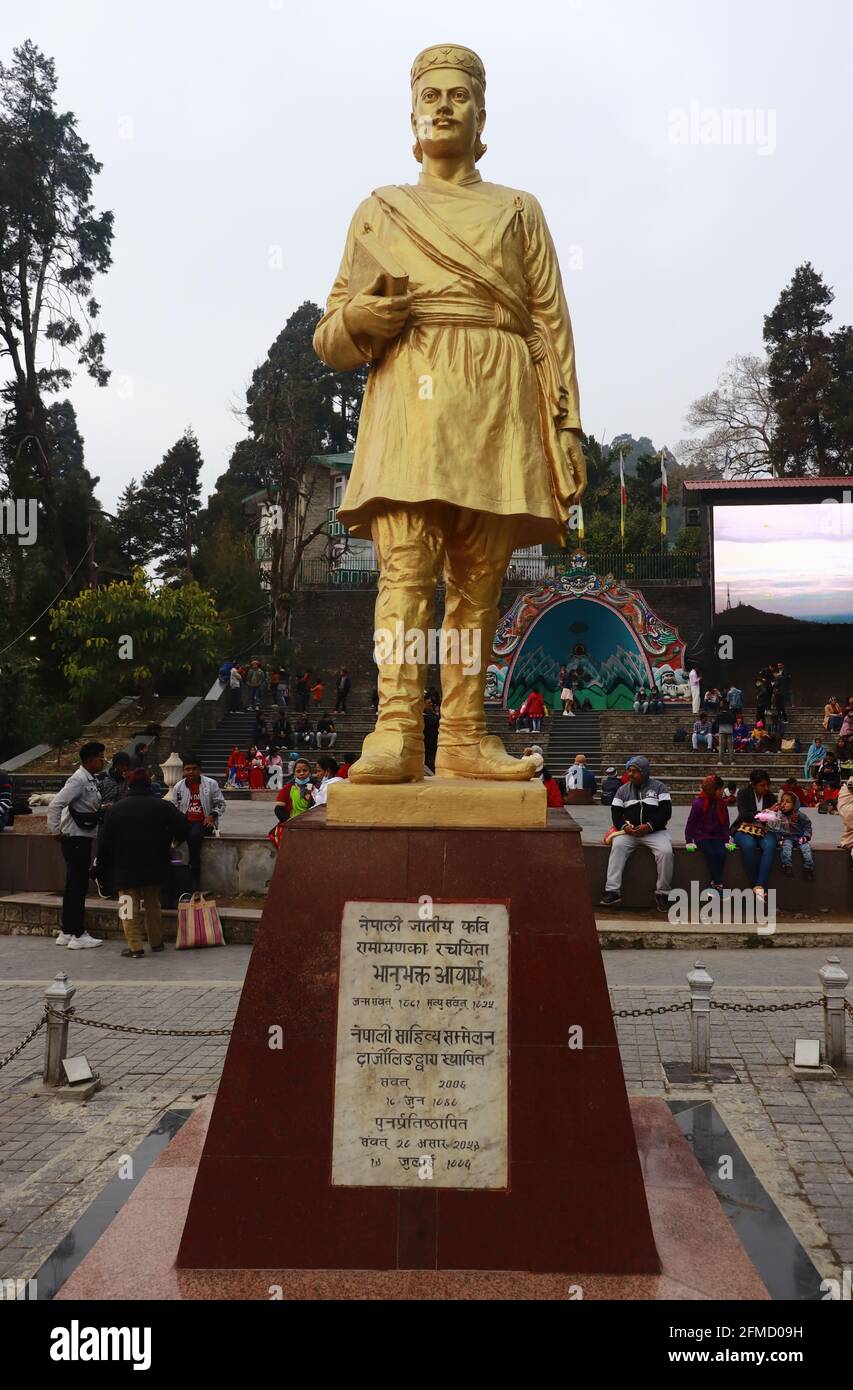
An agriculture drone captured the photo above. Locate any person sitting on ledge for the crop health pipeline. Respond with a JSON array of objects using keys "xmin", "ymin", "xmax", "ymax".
[
  {"xmin": 600, "ymin": 755, "xmax": 673, "ymax": 913},
  {"xmin": 731, "ymin": 768, "xmax": 777, "ymax": 904},
  {"xmin": 540, "ymin": 766, "xmax": 565, "ymax": 808},
  {"xmin": 600, "ymin": 766, "xmax": 621, "ymax": 805},
  {"xmin": 684, "ymin": 774, "xmax": 731, "ymax": 893},
  {"xmin": 633, "ymin": 687, "xmax": 649, "ymax": 714},
  {"xmin": 823, "ymin": 696, "xmax": 844, "ymax": 733},
  {"xmin": 815, "ymin": 751, "xmax": 841, "ymax": 812},
  {"xmin": 732, "ymin": 712, "xmax": 751, "ymax": 749},
  {"xmin": 522, "ymin": 744, "xmax": 544, "ymax": 773},
  {"xmin": 691, "ymin": 715, "xmax": 713, "ymax": 751},
  {"xmin": 646, "ymin": 688, "xmax": 663, "ymax": 714},
  {"xmin": 565, "ymin": 752, "xmax": 596, "ymax": 799},
  {"xmin": 767, "ymin": 790, "xmax": 814, "ymax": 881}
]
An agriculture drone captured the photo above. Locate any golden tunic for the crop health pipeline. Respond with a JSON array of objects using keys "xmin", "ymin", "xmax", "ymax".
[{"xmin": 313, "ymin": 169, "xmax": 582, "ymax": 547}]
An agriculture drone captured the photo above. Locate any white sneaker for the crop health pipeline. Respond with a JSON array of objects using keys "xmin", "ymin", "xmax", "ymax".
[
  {"xmin": 55, "ymin": 932, "xmax": 72, "ymax": 946},
  {"xmin": 67, "ymin": 932, "xmax": 103, "ymax": 949}
]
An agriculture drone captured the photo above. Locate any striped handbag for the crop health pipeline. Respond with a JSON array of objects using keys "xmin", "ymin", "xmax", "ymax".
[{"xmin": 176, "ymin": 892, "xmax": 225, "ymax": 949}]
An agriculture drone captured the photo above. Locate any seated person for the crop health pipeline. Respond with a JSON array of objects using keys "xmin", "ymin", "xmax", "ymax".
[
  {"xmin": 815, "ymin": 752, "xmax": 841, "ymax": 811},
  {"xmin": 692, "ymin": 716, "xmax": 713, "ymax": 751},
  {"xmin": 540, "ymin": 766, "xmax": 565, "ymax": 809},
  {"xmin": 599, "ymin": 756, "xmax": 674, "ymax": 913},
  {"xmin": 766, "ymin": 790, "xmax": 814, "ymax": 880},
  {"xmin": 748, "ymin": 720, "xmax": 768, "ymax": 750},
  {"xmin": 836, "ymin": 734, "xmax": 853, "ymax": 781},
  {"xmin": 316, "ymin": 715, "xmax": 337, "ymax": 749},
  {"xmin": 564, "ymin": 753, "xmax": 596, "ymax": 800},
  {"xmin": 702, "ymin": 686, "xmax": 722, "ymax": 714},
  {"xmin": 646, "ymin": 689, "xmax": 663, "ymax": 714},
  {"xmin": 294, "ymin": 716, "xmax": 315, "ymax": 749},
  {"xmin": 600, "ymin": 766, "xmax": 621, "ymax": 805},
  {"xmin": 673, "ymin": 723, "xmax": 687, "ymax": 745},
  {"xmin": 633, "ymin": 688, "xmax": 649, "ymax": 714},
  {"xmin": 684, "ymin": 773, "xmax": 731, "ymax": 892},
  {"xmin": 732, "ymin": 713, "xmax": 751, "ymax": 749}
]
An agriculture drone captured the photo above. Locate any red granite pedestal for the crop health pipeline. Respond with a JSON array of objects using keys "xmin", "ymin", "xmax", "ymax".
[{"xmin": 177, "ymin": 809, "xmax": 660, "ymax": 1275}]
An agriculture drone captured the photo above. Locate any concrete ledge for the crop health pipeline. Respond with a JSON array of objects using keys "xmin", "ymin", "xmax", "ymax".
[
  {"xmin": 0, "ymin": 894, "xmax": 262, "ymax": 944},
  {"xmin": 0, "ymin": 744, "xmax": 52, "ymax": 772}
]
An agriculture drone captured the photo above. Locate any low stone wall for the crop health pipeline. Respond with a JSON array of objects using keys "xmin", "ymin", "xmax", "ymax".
[{"xmin": 3, "ymin": 830, "xmax": 850, "ymax": 915}]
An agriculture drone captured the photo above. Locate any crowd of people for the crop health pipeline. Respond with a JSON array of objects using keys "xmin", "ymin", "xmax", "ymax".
[
  {"xmin": 220, "ymin": 659, "xmax": 352, "ymax": 715},
  {"xmin": 599, "ymin": 755, "xmax": 853, "ymax": 911}
]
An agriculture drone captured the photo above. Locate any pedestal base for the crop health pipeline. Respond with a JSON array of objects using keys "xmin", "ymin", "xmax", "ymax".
[
  {"xmin": 56, "ymin": 1096, "xmax": 769, "ymax": 1301},
  {"xmin": 326, "ymin": 776, "xmax": 546, "ymax": 827},
  {"xmin": 177, "ymin": 809, "xmax": 659, "ymax": 1274}
]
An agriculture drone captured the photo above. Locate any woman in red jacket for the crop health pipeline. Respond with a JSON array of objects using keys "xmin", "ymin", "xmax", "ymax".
[
  {"xmin": 522, "ymin": 687, "xmax": 546, "ymax": 733},
  {"xmin": 541, "ymin": 767, "xmax": 565, "ymax": 809}
]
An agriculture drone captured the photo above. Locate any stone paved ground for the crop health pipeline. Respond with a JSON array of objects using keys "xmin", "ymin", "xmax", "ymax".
[{"xmin": 0, "ymin": 940, "xmax": 851, "ymax": 1290}]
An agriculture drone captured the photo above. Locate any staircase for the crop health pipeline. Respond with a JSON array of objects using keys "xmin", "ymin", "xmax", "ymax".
[
  {"xmin": 191, "ymin": 710, "xmax": 258, "ymax": 783},
  {"xmin": 541, "ymin": 710, "xmax": 603, "ymax": 780}
]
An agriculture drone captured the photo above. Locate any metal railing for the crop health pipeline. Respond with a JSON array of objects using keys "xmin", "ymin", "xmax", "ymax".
[{"xmin": 296, "ymin": 551, "xmax": 701, "ymax": 588}]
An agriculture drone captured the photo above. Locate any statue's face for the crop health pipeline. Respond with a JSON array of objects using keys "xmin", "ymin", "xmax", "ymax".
[{"xmin": 411, "ymin": 67, "xmax": 484, "ymax": 159}]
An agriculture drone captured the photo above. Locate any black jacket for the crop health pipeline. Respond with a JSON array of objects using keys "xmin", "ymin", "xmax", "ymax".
[
  {"xmin": 97, "ymin": 791, "xmax": 188, "ymax": 888},
  {"xmin": 732, "ymin": 785, "xmax": 776, "ymax": 831}
]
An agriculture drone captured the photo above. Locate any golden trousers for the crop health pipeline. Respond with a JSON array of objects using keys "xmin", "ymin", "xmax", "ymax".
[{"xmin": 370, "ymin": 503, "xmax": 519, "ymax": 747}]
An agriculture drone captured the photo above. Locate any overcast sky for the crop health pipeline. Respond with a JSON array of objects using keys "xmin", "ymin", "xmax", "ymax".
[
  {"xmin": 9, "ymin": 0, "xmax": 853, "ymax": 513},
  {"xmin": 714, "ymin": 505, "xmax": 853, "ymax": 620}
]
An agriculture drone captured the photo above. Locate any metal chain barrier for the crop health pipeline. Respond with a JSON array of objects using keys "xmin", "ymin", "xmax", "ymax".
[
  {"xmin": 612, "ymin": 1003, "xmax": 689, "ymax": 1018},
  {"xmin": 46, "ymin": 1005, "xmax": 231, "ymax": 1038},
  {"xmin": 710, "ymin": 998, "xmax": 823, "ymax": 1014},
  {"xmin": 0, "ymin": 1014, "xmax": 46, "ymax": 1071},
  {"xmin": 612, "ymin": 997, "xmax": 823, "ymax": 1018}
]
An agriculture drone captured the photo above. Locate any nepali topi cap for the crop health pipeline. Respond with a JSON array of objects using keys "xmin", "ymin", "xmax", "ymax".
[{"xmin": 410, "ymin": 44, "xmax": 486, "ymax": 92}]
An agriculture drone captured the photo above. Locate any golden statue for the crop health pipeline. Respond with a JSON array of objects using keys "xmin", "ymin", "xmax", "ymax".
[{"xmin": 314, "ymin": 43, "xmax": 586, "ymax": 785}]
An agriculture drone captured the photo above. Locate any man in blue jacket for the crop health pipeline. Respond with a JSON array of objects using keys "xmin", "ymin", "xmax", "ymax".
[{"xmin": 600, "ymin": 755, "xmax": 674, "ymax": 912}]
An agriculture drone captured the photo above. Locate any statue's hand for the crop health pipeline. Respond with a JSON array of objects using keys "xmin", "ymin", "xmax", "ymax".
[
  {"xmin": 343, "ymin": 272, "xmax": 412, "ymax": 343},
  {"xmin": 561, "ymin": 427, "xmax": 588, "ymax": 501}
]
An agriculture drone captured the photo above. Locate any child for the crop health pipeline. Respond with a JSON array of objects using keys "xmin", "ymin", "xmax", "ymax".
[{"xmin": 766, "ymin": 791, "xmax": 815, "ymax": 880}]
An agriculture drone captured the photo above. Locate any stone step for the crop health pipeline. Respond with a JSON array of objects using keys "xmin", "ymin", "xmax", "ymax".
[{"xmin": 0, "ymin": 893, "xmax": 262, "ymax": 944}]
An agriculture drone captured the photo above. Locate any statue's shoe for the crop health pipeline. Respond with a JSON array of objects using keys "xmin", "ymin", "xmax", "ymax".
[
  {"xmin": 348, "ymin": 730, "xmax": 425, "ymax": 785},
  {"xmin": 434, "ymin": 735, "xmax": 539, "ymax": 781}
]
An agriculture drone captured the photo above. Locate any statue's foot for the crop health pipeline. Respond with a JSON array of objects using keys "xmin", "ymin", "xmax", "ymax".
[
  {"xmin": 348, "ymin": 730, "xmax": 425, "ymax": 784},
  {"xmin": 434, "ymin": 734, "xmax": 539, "ymax": 781}
]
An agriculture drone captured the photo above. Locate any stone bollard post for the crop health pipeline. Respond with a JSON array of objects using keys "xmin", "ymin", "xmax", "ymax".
[
  {"xmin": 161, "ymin": 751, "xmax": 184, "ymax": 802},
  {"xmin": 43, "ymin": 972, "xmax": 76, "ymax": 1086},
  {"xmin": 818, "ymin": 956, "xmax": 849, "ymax": 1070},
  {"xmin": 687, "ymin": 960, "xmax": 714, "ymax": 1075}
]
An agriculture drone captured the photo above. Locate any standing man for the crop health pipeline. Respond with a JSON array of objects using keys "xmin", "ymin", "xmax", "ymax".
[
  {"xmin": 229, "ymin": 662, "xmax": 243, "ymax": 711},
  {"xmin": 245, "ymin": 660, "xmax": 265, "ymax": 711},
  {"xmin": 97, "ymin": 769, "xmax": 188, "ymax": 959},
  {"xmin": 335, "ymin": 667, "xmax": 351, "ymax": 713},
  {"xmin": 171, "ymin": 757, "xmax": 226, "ymax": 892},
  {"xmin": 688, "ymin": 665, "xmax": 702, "ymax": 715},
  {"xmin": 47, "ymin": 741, "xmax": 106, "ymax": 949},
  {"xmin": 313, "ymin": 43, "xmax": 586, "ymax": 783},
  {"xmin": 600, "ymin": 755, "xmax": 674, "ymax": 912}
]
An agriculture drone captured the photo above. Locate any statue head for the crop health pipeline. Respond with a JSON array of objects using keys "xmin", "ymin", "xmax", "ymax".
[{"xmin": 410, "ymin": 43, "xmax": 487, "ymax": 164}]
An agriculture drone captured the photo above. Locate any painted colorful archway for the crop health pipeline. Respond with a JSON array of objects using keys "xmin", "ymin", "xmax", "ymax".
[{"xmin": 485, "ymin": 553, "xmax": 689, "ymax": 710}]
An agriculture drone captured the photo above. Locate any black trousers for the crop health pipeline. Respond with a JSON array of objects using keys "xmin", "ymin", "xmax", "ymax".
[
  {"xmin": 335, "ymin": 692, "xmax": 347, "ymax": 712},
  {"xmin": 185, "ymin": 821, "xmax": 213, "ymax": 890},
  {"xmin": 60, "ymin": 837, "xmax": 94, "ymax": 937}
]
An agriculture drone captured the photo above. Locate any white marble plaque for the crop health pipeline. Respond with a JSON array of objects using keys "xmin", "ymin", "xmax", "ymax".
[{"xmin": 331, "ymin": 900, "xmax": 509, "ymax": 1189}]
